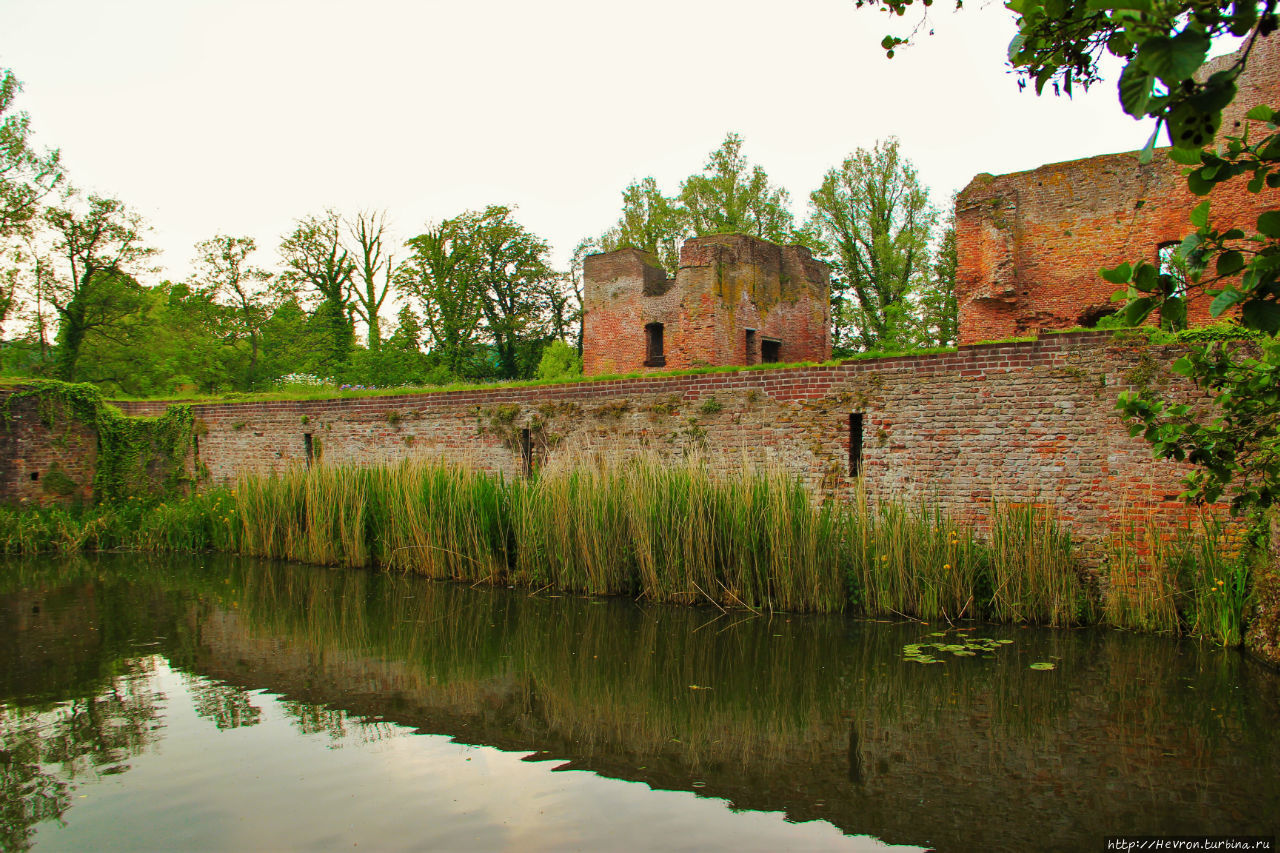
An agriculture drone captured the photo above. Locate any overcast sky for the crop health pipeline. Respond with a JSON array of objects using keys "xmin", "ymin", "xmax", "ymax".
[{"xmin": 3, "ymin": 0, "xmax": 1171, "ymax": 285}]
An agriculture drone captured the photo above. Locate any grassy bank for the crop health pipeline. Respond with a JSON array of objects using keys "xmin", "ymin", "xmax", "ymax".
[{"xmin": 0, "ymin": 458, "xmax": 1257, "ymax": 642}]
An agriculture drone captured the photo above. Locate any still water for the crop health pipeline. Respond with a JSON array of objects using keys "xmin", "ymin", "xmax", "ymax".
[{"xmin": 0, "ymin": 555, "xmax": 1277, "ymax": 852}]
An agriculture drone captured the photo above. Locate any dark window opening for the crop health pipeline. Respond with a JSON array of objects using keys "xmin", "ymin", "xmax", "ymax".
[
  {"xmin": 29, "ymin": 472, "xmax": 39, "ymax": 482},
  {"xmin": 193, "ymin": 435, "xmax": 200, "ymax": 462},
  {"xmin": 644, "ymin": 322, "xmax": 666, "ymax": 367},
  {"xmin": 520, "ymin": 428, "xmax": 533, "ymax": 478},
  {"xmin": 849, "ymin": 413, "xmax": 864, "ymax": 477},
  {"xmin": 761, "ymin": 338, "xmax": 781, "ymax": 364},
  {"xmin": 304, "ymin": 433, "xmax": 314, "ymax": 468},
  {"xmin": 745, "ymin": 329, "xmax": 757, "ymax": 365},
  {"xmin": 1157, "ymin": 241, "xmax": 1188, "ymax": 298}
]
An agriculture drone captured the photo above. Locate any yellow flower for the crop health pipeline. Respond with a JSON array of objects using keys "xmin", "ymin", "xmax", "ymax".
[
  {"xmin": 943, "ymin": 563, "xmax": 951, "ymax": 571},
  {"xmin": 881, "ymin": 554, "xmax": 889, "ymax": 562}
]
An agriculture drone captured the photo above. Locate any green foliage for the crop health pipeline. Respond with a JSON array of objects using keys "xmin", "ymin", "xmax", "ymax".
[
  {"xmin": 0, "ymin": 380, "xmax": 194, "ymax": 503},
  {"xmin": 535, "ymin": 339, "xmax": 582, "ymax": 381},
  {"xmin": 0, "ymin": 67, "xmax": 63, "ymax": 238},
  {"xmin": 806, "ymin": 138, "xmax": 940, "ymax": 351},
  {"xmin": 678, "ymin": 133, "xmax": 795, "ymax": 243}
]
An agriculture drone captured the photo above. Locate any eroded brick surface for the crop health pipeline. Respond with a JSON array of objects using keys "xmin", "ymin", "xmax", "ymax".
[
  {"xmin": 583, "ymin": 234, "xmax": 831, "ymax": 375},
  {"xmin": 956, "ymin": 34, "xmax": 1280, "ymax": 344},
  {"xmin": 105, "ymin": 331, "xmax": 1221, "ymax": 565}
]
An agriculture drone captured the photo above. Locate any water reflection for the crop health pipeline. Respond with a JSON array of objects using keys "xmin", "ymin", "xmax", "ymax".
[{"xmin": 0, "ymin": 554, "xmax": 1277, "ymax": 851}]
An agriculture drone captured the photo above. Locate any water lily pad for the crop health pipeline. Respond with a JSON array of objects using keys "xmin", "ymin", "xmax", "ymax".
[{"xmin": 1029, "ymin": 662, "xmax": 1056, "ymax": 671}]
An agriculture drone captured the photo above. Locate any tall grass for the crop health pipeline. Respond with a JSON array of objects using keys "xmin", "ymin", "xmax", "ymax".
[
  {"xmin": 1104, "ymin": 513, "xmax": 1251, "ymax": 644},
  {"xmin": 0, "ymin": 457, "xmax": 1256, "ymax": 639}
]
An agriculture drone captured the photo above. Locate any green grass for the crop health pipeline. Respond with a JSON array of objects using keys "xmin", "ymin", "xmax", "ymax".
[{"xmin": 0, "ymin": 458, "xmax": 1255, "ymax": 641}]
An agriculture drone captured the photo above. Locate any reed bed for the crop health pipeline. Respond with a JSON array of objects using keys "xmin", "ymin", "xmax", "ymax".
[
  {"xmin": 1104, "ymin": 513, "xmax": 1251, "ymax": 645},
  {"xmin": 0, "ymin": 457, "xmax": 1257, "ymax": 639}
]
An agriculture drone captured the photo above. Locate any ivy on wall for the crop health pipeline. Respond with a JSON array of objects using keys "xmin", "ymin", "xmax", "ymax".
[{"xmin": 1, "ymin": 381, "xmax": 195, "ymax": 503}]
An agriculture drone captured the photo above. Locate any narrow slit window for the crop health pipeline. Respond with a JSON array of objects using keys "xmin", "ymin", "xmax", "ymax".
[
  {"xmin": 849, "ymin": 413, "xmax": 864, "ymax": 477},
  {"xmin": 304, "ymin": 433, "xmax": 314, "ymax": 468},
  {"xmin": 761, "ymin": 338, "xmax": 781, "ymax": 364},
  {"xmin": 745, "ymin": 329, "xmax": 757, "ymax": 365},
  {"xmin": 520, "ymin": 427, "xmax": 533, "ymax": 478},
  {"xmin": 644, "ymin": 322, "xmax": 665, "ymax": 367}
]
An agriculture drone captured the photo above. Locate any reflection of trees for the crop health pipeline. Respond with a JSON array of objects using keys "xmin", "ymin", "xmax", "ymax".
[
  {"xmin": 185, "ymin": 676, "xmax": 262, "ymax": 731},
  {"xmin": 0, "ymin": 660, "xmax": 163, "ymax": 852}
]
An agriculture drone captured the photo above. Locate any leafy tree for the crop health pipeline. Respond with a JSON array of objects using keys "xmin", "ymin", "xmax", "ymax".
[
  {"xmin": 917, "ymin": 199, "xmax": 959, "ymax": 348},
  {"xmin": 455, "ymin": 205, "xmax": 558, "ymax": 380},
  {"xmin": 279, "ymin": 210, "xmax": 356, "ymax": 377},
  {"xmin": 861, "ymin": 0, "xmax": 1280, "ymax": 513},
  {"xmin": 535, "ymin": 338, "xmax": 582, "ymax": 381},
  {"xmin": 395, "ymin": 221, "xmax": 485, "ymax": 377},
  {"xmin": 679, "ymin": 133, "xmax": 795, "ymax": 243},
  {"xmin": 191, "ymin": 235, "xmax": 274, "ymax": 386},
  {"xmin": 0, "ymin": 68, "xmax": 63, "ymax": 238},
  {"xmin": 259, "ymin": 298, "xmax": 327, "ymax": 382},
  {"xmin": 347, "ymin": 211, "xmax": 394, "ymax": 351},
  {"xmin": 42, "ymin": 195, "xmax": 155, "ymax": 381},
  {"xmin": 605, "ymin": 176, "xmax": 683, "ymax": 274},
  {"xmin": 806, "ymin": 138, "xmax": 937, "ymax": 351}
]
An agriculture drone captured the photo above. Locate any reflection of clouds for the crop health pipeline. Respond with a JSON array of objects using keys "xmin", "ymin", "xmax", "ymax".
[{"xmin": 25, "ymin": 660, "xmax": 894, "ymax": 852}]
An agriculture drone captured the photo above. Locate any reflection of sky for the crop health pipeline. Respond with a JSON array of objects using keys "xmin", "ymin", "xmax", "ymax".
[{"xmin": 32, "ymin": 660, "xmax": 915, "ymax": 852}]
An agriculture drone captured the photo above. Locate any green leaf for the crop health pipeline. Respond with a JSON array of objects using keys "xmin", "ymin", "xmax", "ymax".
[
  {"xmin": 1168, "ymin": 146, "xmax": 1202, "ymax": 166},
  {"xmin": 1125, "ymin": 296, "xmax": 1155, "ymax": 325},
  {"xmin": 1210, "ymin": 287, "xmax": 1246, "ymax": 317},
  {"xmin": 1171, "ymin": 356, "xmax": 1194, "ymax": 376},
  {"xmin": 1101, "ymin": 262, "xmax": 1133, "ymax": 284},
  {"xmin": 1118, "ymin": 62, "xmax": 1153, "ymax": 118},
  {"xmin": 1160, "ymin": 297, "xmax": 1187, "ymax": 329},
  {"xmin": 1246, "ymin": 104, "xmax": 1275, "ymax": 122},
  {"xmin": 1186, "ymin": 168, "xmax": 1216, "ymax": 195},
  {"xmin": 1216, "ymin": 251, "xmax": 1245, "ymax": 277},
  {"xmin": 1257, "ymin": 211, "xmax": 1280, "ymax": 238},
  {"xmin": 1189, "ymin": 200, "xmax": 1210, "ymax": 227},
  {"xmin": 1241, "ymin": 300, "xmax": 1280, "ymax": 333},
  {"xmin": 1138, "ymin": 29, "xmax": 1210, "ymax": 88},
  {"xmin": 1134, "ymin": 263, "xmax": 1157, "ymax": 292}
]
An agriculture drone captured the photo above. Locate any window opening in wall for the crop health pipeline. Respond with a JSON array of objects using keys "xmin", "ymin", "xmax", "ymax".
[
  {"xmin": 745, "ymin": 329, "xmax": 757, "ymax": 365},
  {"xmin": 304, "ymin": 433, "xmax": 314, "ymax": 468},
  {"xmin": 849, "ymin": 413, "xmax": 864, "ymax": 477},
  {"xmin": 1157, "ymin": 241, "xmax": 1189, "ymax": 298},
  {"xmin": 193, "ymin": 435, "xmax": 200, "ymax": 464},
  {"xmin": 644, "ymin": 322, "xmax": 665, "ymax": 367},
  {"xmin": 29, "ymin": 472, "xmax": 38, "ymax": 482},
  {"xmin": 520, "ymin": 428, "xmax": 533, "ymax": 478},
  {"xmin": 761, "ymin": 338, "xmax": 781, "ymax": 364}
]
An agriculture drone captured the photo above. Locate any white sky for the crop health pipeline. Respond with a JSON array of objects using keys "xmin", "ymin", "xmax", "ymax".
[{"xmin": 2, "ymin": 0, "xmax": 1168, "ymax": 288}]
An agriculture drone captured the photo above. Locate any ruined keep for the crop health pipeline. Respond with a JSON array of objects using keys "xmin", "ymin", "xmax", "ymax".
[
  {"xmin": 955, "ymin": 34, "xmax": 1280, "ymax": 344},
  {"xmin": 582, "ymin": 234, "xmax": 831, "ymax": 375}
]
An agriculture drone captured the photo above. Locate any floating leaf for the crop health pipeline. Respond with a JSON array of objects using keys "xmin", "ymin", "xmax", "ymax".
[{"xmin": 1029, "ymin": 662, "xmax": 1056, "ymax": 671}]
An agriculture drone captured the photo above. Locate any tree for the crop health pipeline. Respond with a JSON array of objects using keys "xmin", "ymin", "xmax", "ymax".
[
  {"xmin": 191, "ymin": 235, "xmax": 273, "ymax": 385},
  {"xmin": 42, "ymin": 195, "xmax": 155, "ymax": 381},
  {"xmin": 679, "ymin": 133, "xmax": 795, "ymax": 243},
  {"xmin": 806, "ymin": 138, "xmax": 937, "ymax": 352},
  {"xmin": 279, "ymin": 211, "xmax": 355, "ymax": 377},
  {"xmin": 455, "ymin": 205, "xmax": 557, "ymax": 380},
  {"xmin": 860, "ymin": 0, "xmax": 1280, "ymax": 514},
  {"xmin": 347, "ymin": 211, "xmax": 394, "ymax": 351},
  {"xmin": 0, "ymin": 68, "xmax": 63, "ymax": 239},
  {"xmin": 535, "ymin": 338, "xmax": 582, "ymax": 381},
  {"xmin": 395, "ymin": 221, "xmax": 485, "ymax": 378},
  {"xmin": 917, "ymin": 199, "xmax": 959, "ymax": 348},
  {"xmin": 607, "ymin": 176, "xmax": 683, "ymax": 274}
]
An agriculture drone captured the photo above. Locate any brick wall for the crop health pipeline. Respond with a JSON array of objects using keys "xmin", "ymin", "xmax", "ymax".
[
  {"xmin": 109, "ymin": 330, "xmax": 1214, "ymax": 563},
  {"xmin": 0, "ymin": 388, "xmax": 97, "ymax": 506},
  {"xmin": 582, "ymin": 234, "xmax": 830, "ymax": 375},
  {"xmin": 956, "ymin": 34, "xmax": 1280, "ymax": 344}
]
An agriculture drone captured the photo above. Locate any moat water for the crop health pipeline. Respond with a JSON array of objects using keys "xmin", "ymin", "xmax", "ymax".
[{"xmin": 1, "ymin": 554, "xmax": 1277, "ymax": 852}]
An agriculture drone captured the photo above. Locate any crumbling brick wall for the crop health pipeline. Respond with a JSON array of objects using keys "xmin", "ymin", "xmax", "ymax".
[
  {"xmin": 0, "ymin": 388, "xmax": 97, "ymax": 506},
  {"xmin": 582, "ymin": 234, "xmax": 831, "ymax": 375},
  {"xmin": 111, "ymin": 331, "xmax": 1219, "ymax": 565},
  {"xmin": 956, "ymin": 34, "xmax": 1280, "ymax": 344}
]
